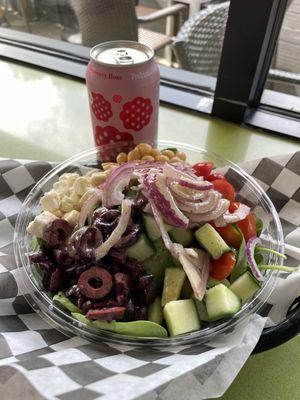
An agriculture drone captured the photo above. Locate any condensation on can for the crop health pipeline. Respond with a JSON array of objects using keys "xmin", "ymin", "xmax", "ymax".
[{"xmin": 86, "ymin": 40, "xmax": 159, "ymax": 162}]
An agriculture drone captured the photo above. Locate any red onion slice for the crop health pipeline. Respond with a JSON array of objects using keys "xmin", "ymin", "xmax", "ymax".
[
  {"xmin": 215, "ymin": 203, "xmax": 251, "ymax": 227},
  {"xmin": 163, "ymin": 162, "xmax": 198, "ymax": 182},
  {"xmin": 176, "ymin": 191, "xmax": 221, "ymax": 214},
  {"xmin": 78, "ymin": 189, "xmax": 102, "ymax": 228},
  {"xmin": 169, "ymin": 182, "xmax": 208, "ymax": 202},
  {"xmin": 187, "ymin": 199, "xmax": 230, "ymax": 224},
  {"xmin": 178, "ymin": 178, "xmax": 213, "ymax": 191},
  {"xmin": 176, "ymin": 244, "xmax": 210, "ymax": 300},
  {"xmin": 95, "ymin": 199, "xmax": 132, "ymax": 260},
  {"xmin": 246, "ymin": 236, "xmax": 264, "ymax": 282},
  {"xmin": 102, "ymin": 162, "xmax": 135, "ymax": 207},
  {"xmin": 144, "ymin": 173, "xmax": 189, "ymax": 228}
]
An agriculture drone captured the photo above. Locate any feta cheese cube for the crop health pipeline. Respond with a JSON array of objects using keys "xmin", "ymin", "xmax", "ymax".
[{"xmin": 40, "ymin": 192, "xmax": 60, "ymax": 212}]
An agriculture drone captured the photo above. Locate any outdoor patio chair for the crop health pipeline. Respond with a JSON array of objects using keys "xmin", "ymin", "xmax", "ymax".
[
  {"xmin": 173, "ymin": 1, "xmax": 300, "ymax": 90},
  {"xmin": 68, "ymin": 0, "xmax": 187, "ymax": 53}
]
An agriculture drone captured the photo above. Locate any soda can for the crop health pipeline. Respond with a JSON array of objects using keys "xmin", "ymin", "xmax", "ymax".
[{"xmin": 86, "ymin": 40, "xmax": 160, "ymax": 161}]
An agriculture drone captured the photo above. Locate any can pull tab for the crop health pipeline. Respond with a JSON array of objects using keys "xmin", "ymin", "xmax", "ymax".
[{"xmin": 115, "ymin": 49, "xmax": 134, "ymax": 65}]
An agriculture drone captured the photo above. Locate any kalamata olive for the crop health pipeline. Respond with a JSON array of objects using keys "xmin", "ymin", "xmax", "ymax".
[
  {"xmin": 92, "ymin": 208, "xmax": 120, "ymax": 236},
  {"xmin": 124, "ymin": 259, "xmax": 144, "ymax": 277},
  {"xmin": 53, "ymin": 244, "xmax": 73, "ymax": 267},
  {"xmin": 43, "ymin": 219, "xmax": 72, "ymax": 246},
  {"xmin": 76, "ymin": 294, "xmax": 86, "ymax": 310},
  {"xmin": 30, "ymin": 251, "xmax": 54, "ymax": 272},
  {"xmin": 138, "ymin": 275, "xmax": 157, "ymax": 306},
  {"xmin": 78, "ymin": 266, "xmax": 113, "ymax": 299},
  {"xmin": 131, "ymin": 196, "xmax": 148, "ymax": 222},
  {"xmin": 81, "ymin": 300, "xmax": 94, "ymax": 314},
  {"xmin": 49, "ymin": 268, "xmax": 64, "ymax": 292},
  {"xmin": 113, "ymin": 224, "xmax": 140, "ymax": 249},
  {"xmin": 63, "ymin": 265, "xmax": 78, "ymax": 286},
  {"xmin": 109, "ymin": 249, "xmax": 127, "ymax": 266},
  {"xmin": 134, "ymin": 305, "xmax": 147, "ymax": 320},
  {"xmin": 93, "ymin": 298, "xmax": 118, "ymax": 309},
  {"xmin": 114, "ymin": 273, "xmax": 131, "ymax": 305},
  {"xmin": 65, "ymin": 285, "xmax": 78, "ymax": 297},
  {"xmin": 70, "ymin": 227, "xmax": 103, "ymax": 259},
  {"xmin": 86, "ymin": 307, "xmax": 126, "ymax": 321}
]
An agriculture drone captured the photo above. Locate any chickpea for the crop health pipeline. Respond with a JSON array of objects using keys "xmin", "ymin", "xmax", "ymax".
[
  {"xmin": 136, "ymin": 143, "xmax": 153, "ymax": 156},
  {"xmin": 161, "ymin": 149, "xmax": 174, "ymax": 158},
  {"xmin": 90, "ymin": 172, "xmax": 107, "ymax": 186},
  {"xmin": 155, "ymin": 155, "xmax": 169, "ymax": 162},
  {"xmin": 141, "ymin": 155, "xmax": 155, "ymax": 162},
  {"xmin": 150, "ymin": 148, "xmax": 160, "ymax": 158},
  {"xmin": 116, "ymin": 152, "xmax": 128, "ymax": 164},
  {"xmin": 85, "ymin": 169, "xmax": 99, "ymax": 177},
  {"xmin": 127, "ymin": 148, "xmax": 141, "ymax": 161},
  {"xmin": 102, "ymin": 162, "xmax": 119, "ymax": 171},
  {"xmin": 177, "ymin": 151, "xmax": 187, "ymax": 161},
  {"xmin": 170, "ymin": 156, "xmax": 182, "ymax": 163}
]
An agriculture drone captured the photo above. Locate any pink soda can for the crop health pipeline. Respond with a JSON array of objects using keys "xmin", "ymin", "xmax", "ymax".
[{"xmin": 86, "ymin": 40, "xmax": 160, "ymax": 161}]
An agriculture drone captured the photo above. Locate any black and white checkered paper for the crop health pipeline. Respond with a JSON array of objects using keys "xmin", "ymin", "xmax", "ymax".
[{"xmin": 0, "ymin": 153, "xmax": 300, "ymax": 400}]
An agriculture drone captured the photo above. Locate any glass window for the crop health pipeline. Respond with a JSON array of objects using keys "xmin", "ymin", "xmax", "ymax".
[
  {"xmin": 263, "ymin": 0, "xmax": 300, "ymax": 112},
  {"xmin": 0, "ymin": 0, "xmax": 230, "ymax": 100}
]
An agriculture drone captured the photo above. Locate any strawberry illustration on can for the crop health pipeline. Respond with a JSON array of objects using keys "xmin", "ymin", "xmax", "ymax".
[{"xmin": 86, "ymin": 41, "xmax": 159, "ymax": 161}]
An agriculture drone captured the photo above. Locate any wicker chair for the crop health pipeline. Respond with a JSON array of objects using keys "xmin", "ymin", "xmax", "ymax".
[
  {"xmin": 68, "ymin": 0, "xmax": 187, "ymax": 52},
  {"xmin": 173, "ymin": 1, "xmax": 300, "ymax": 89}
]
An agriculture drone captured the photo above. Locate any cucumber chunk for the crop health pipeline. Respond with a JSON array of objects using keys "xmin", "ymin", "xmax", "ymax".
[
  {"xmin": 127, "ymin": 233, "xmax": 155, "ymax": 262},
  {"xmin": 207, "ymin": 277, "xmax": 230, "ymax": 288},
  {"xmin": 169, "ymin": 227, "xmax": 193, "ymax": 247},
  {"xmin": 194, "ymin": 299, "xmax": 210, "ymax": 322},
  {"xmin": 195, "ymin": 223, "xmax": 230, "ymax": 260},
  {"xmin": 205, "ymin": 284, "xmax": 241, "ymax": 321},
  {"xmin": 161, "ymin": 267, "xmax": 186, "ymax": 307},
  {"xmin": 143, "ymin": 214, "xmax": 171, "ymax": 241},
  {"xmin": 229, "ymin": 272, "xmax": 261, "ymax": 303},
  {"xmin": 163, "ymin": 299, "xmax": 201, "ymax": 336},
  {"xmin": 148, "ymin": 297, "xmax": 163, "ymax": 325}
]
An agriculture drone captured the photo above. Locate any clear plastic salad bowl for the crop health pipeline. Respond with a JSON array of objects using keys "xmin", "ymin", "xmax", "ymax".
[{"xmin": 14, "ymin": 141, "xmax": 284, "ymax": 346}]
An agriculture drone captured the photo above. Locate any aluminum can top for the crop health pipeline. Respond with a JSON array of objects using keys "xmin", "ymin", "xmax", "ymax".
[{"xmin": 90, "ymin": 40, "xmax": 154, "ymax": 67}]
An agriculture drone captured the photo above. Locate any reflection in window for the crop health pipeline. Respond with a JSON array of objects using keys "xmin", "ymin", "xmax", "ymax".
[
  {"xmin": 0, "ymin": 0, "xmax": 230, "ymax": 89},
  {"xmin": 266, "ymin": 0, "xmax": 300, "ymax": 97}
]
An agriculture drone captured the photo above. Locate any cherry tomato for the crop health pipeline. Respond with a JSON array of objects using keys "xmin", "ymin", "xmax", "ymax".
[
  {"xmin": 229, "ymin": 202, "xmax": 257, "ymax": 242},
  {"xmin": 237, "ymin": 213, "xmax": 257, "ymax": 242},
  {"xmin": 213, "ymin": 179, "xmax": 236, "ymax": 203},
  {"xmin": 214, "ymin": 224, "xmax": 242, "ymax": 249},
  {"xmin": 193, "ymin": 162, "xmax": 214, "ymax": 178},
  {"xmin": 210, "ymin": 252, "xmax": 236, "ymax": 280},
  {"xmin": 207, "ymin": 173, "xmax": 226, "ymax": 182}
]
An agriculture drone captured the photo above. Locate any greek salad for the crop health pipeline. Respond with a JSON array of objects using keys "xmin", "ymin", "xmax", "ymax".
[{"xmin": 27, "ymin": 144, "xmax": 292, "ymax": 338}]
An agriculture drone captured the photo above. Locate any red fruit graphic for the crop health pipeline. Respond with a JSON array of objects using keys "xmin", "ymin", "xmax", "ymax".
[
  {"xmin": 95, "ymin": 125, "xmax": 134, "ymax": 161},
  {"xmin": 91, "ymin": 92, "xmax": 113, "ymax": 122},
  {"xmin": 120, "ymin": 97, "xmax": 153, "ymax": 131},
  {"xmin": 113, "ymin": 94, "xmax": 122, "ymax": 103}
]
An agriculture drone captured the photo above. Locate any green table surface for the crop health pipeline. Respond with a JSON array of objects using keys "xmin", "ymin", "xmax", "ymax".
[{"xmin": 0, "ymin": 59, "xmax": 299, "ymax": 399}]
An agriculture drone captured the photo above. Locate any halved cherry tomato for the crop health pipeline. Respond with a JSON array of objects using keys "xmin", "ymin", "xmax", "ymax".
[
  {"xmin": 214, "ymin": 224, "xmax": 242, "ymax": 249},
  {"xmin": 210, "ymin": 252, "xmax": 236, "ymax": 280},
  {"xmin": 207, "ymin": 173, "xmax": 226, "ymax": 182},
  {"xmin": 193, "ymin": 162, "xmax": 214, "ymax": 178},
  {"xmin": 229, "ymin": 202, "xmax": 257, "ymax": 242},
  {"xmin": 213, "ymin": 179, "xmax": 235, "ymax": 203}
]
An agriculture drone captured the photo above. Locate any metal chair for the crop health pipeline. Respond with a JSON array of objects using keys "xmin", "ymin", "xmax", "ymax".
[
  {"xmin": 173, "ymin": 1, "xmax": 300, "ymax": 88},
  {"xmin": 68, "ymin": 0, "xmax": 187, "ymax": 53}
]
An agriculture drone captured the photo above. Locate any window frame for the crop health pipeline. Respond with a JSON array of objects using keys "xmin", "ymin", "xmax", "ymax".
[{"xmin": 0, "ymin": 0, "xmax": 299, "ymax": 139}]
